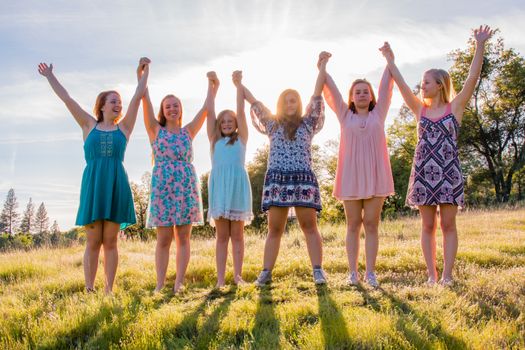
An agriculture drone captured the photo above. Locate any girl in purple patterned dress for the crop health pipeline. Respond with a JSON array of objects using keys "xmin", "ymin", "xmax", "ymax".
[
  {"xmin": 139, "ymin": 62, "xmax": 219, "ymax": 293},
  {"xmin": 243, "ymin": 55, "xmax": 329, "ymax": 286},
  {"xmin": 382, "ymin": 26, "xmax": 493, "ymax": 285}
]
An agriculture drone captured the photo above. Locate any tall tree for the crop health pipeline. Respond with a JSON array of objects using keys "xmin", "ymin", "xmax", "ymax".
[
  {"xmin": 50, "ymin": 220, "xmax": 60, "ymax": 234},
  {"xmin": 19, "ymin": 198, "xmax": 35, "ymax": 234},
  {"xmin": 449, "ymin": 33, "xmax": 525, "ymax": 202},
  {"xmin": 34, "ymin": 202, "xmax": 49, "ymax": 234},
  {"xmin": 129, "ymin": 171, "xmax": 151, "ymax": 240},
  {"xmin": 0, "ymin": 189, "xmax": 19, "ymax": 235},
  {"xmin": 246, "ymin": 144, "xmax": 269, "ymax": 224}
]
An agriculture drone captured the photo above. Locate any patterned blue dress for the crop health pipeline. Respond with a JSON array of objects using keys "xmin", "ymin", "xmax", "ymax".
[
  {"xmin": 251, "ymin": 96, "xmax": 325, "ymax": 211},
  {"xmin": 406, "ymin": 104, "xmax": 465, "ymax": 208},
  {"xmin": 207, "ymin": 137, "xmax": 253, "ymax": 226},
  {"xmin": 76, "ymin": 124, "xmax": 136, "ymax": 229}
]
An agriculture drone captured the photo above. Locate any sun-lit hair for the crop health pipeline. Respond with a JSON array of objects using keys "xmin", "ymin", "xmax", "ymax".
[
  {"xmin": 215, "ymin": 109, "xmax": 239, "ymax": 147},
  {"xmin": 93, "ymin": 90, "xmax": 121, "ymax": 123},
  {"xmin": 276, "ymin": 89, "xmax": 303, "ymax": 140},
  {"xmin": 421, "ymin": 69, "xmax": 456, "ymax": 106},
  {"xmin": 158, "ymin": 94, "xmax": 183, "ymax": 127},
  {"xmin": 348, "ymin": 79, "xmax": 376, "ymax": 113}
]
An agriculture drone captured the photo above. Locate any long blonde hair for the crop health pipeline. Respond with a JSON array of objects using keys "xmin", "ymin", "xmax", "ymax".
[
  {"xmin": 421, "ymin": 69, "xmax": 456, "ymax": 106},
  {"xmin": 158, "ymin": 94, "xmax": 183, "ymax": 127},
  {"xmin": 276, "ymin": 89, "xmax": 303, "ymax": 140}
]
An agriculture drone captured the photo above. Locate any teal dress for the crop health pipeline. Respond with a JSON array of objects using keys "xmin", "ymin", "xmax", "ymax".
[{"xmin": 75, "ymin": 124, "xmax": 136, "ymax": 229}]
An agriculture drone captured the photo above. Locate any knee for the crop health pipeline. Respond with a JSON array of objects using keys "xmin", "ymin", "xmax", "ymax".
[
  {"xmin": 177, "ymin": 234, "xmax": 191, "ymax": 246},
  {"xmin": 362, "ymin": 218, "xmax": 378, "ymax": 234},
  {"xmin": 103, "ymin": 239, "xmax": 118, "ymax": 251},
  {"xmin": 440, "ymin": 221, "xmax": 457, "ymax": 234},
  {"xmin": 421, "ymin": 222, "xmax": 436, "ymax": 235},
  {"xmin": 346, "ymin": 219, "xmax": 362, "ymax": 233},
  {"xmin": 267, "ymin": 226, "xmax": 284, "ymax": 239},
  {"xmin": 86, "ymin": 239, "xmax": 102, "ymax": 251},
  {"xmin": 216, "ymin": 232, "xmax": 230, "ymax": 244}
]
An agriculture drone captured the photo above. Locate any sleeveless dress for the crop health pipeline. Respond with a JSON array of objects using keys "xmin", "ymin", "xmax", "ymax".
[
  {"xmin": 147, "ymin": 127, "xmax": 203, "ymax": 227},
  {"xmin": 207, "ymin": 137, "xmax": 253, "ymax": 226},
  {"xmin": 251, "ymin": 96, "xmax": 324, "ymax": 211},
  {"xmin": 406, "ymin": 104, "xmax": 465, "ymax": 208},
  {"xmin": 323, "ymin": 72, "xmax": 395, "ymax": 200},
  {"xmin": 76, "ymin": 124, "xmax": 136, "ymax": 229}
]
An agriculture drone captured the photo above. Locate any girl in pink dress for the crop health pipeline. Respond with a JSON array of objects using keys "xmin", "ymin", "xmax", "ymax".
[
  {"xmin": 321, "ymin": 47, "xmax": 394, "ymax": 288},
  {"xmin": 382, "ymin": 26, "xmax": 493, "ymax": 286}
]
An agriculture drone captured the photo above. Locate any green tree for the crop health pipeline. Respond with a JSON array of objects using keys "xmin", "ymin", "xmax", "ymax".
[
  {"xmin": 316, "ymin": 139, "xmax": 345, "ymax": 223},
  {"xmin": 127, "ymin": 172, "xmax": 154, "ymax": 241},
  {"xmin": 19, "ymin": 198, "xmax": 35, "ymax": 234},
  {"xmin": 449, "ymin": 33, "xmax": 525, "ymax": 202},
  {"xmin": 0, "ymin": 189, "xmax": 19, "ymax": 235},
  {"xmin": 246, "ymin": 144, "xmax": 269, "ymax": 226},
  {"xmin": 34, "ymin": 202, "xmax": 49, "ymax": 234},
  {"xmin": 386, "ymin": 104, "xmax": 418, "ymax": 214}
]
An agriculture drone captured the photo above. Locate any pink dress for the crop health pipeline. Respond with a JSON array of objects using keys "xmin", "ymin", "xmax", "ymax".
[{"xmin": 323, "ymin": 69, "xmax": 394, "ymax": 200}]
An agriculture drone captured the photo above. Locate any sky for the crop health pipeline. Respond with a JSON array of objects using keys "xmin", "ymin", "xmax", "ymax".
[{"xmin": 1, "ymin": 0, "xmax": 525, "ymax": 230}]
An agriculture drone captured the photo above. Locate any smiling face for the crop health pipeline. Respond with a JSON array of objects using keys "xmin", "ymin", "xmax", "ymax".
[
  {"xmin": 162, "ymin": 96, "xmax": 182, "ymax": 122},
  {"xmin": 420, "ymin": 72, "xmax": 442, "ymax": 100},
  {"xmin": 219, "ymin": 111, "xmax": 237, "ymax": 136},
  {"xmin": 94, "ymin": 90, "xmax": 122, "ymax": 123}
]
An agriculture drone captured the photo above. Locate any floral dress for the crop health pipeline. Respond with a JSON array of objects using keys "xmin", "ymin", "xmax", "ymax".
[
  {"xmin": 147, "ymin": 127, "xmax": 203, "ymax": 227},
  {"xmin": 251, "ymin": 96, "xmax": 324, "ymax": 211}
]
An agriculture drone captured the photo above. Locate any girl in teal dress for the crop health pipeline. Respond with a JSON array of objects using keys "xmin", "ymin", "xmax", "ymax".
[
  {"xmin": 38, "ymin": 58, "xmax": 149, "ymax": 294},
  {"xmin": 206, "ymin": 71, "xmax": 253, "ymax": 287},
  {"xmin": 139, "ymin": 63, "xmax": 218, "ymax": 293}
]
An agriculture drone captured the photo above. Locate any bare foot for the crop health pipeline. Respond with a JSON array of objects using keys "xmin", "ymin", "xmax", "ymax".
[{"xmin": 173, "ymin": 282, "xmax": 185, "ymax": 293}]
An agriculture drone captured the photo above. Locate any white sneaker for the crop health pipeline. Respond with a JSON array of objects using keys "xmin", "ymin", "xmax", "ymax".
[
  {"xmin": 313, "ymin": 268, "xmax": 327, "ymax": 285},
  {"xmin": 254, "ymin": 270, "xmax": 272, "ymax": 286},
  {"xmin": 347, "ymin": 271, "xmax": 360, "ymax": 285},
  {"xmin": 365, "ymin": 272, "xmax": 379, "ymax": 288}
]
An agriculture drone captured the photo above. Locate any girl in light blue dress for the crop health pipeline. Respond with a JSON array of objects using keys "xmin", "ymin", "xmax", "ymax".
[{"xmin": 207, "ymin": 71, "xmax": 253, "ymax": 287}]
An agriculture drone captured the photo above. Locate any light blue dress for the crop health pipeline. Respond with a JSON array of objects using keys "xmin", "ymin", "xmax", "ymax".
[{"xmin": 207, "ymin": 137, "xmax": 253, "ymax": 226}]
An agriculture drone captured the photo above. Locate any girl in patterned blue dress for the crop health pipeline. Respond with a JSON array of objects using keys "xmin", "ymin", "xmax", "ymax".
[
  {"xmin": 243, "ymin": 55, "xmax": 329, "ymax": 286},
  {"xmin": 139, "ymin": 63, "xmax": 218, "ymax": 293},
  {"xmin": 382, "ymin": 26, "xmax": 493, "ymax": 286},
  {"xmin": 38, "ymin": 58, "xmax": 150, "ymax": 294},
  {"xmin": 207, "ymin": 71, "xmax": 253, "ymax": 287}
]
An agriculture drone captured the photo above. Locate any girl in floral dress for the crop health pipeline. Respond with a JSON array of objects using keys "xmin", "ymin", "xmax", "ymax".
[{"xmin": 139, "ymin": 62, "xmax": 218, "ymax": 292}]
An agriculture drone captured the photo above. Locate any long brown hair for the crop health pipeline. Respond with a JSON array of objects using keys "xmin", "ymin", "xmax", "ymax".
[
  {"xmin": 348, "ymin": 79, "xmax": 376, "ymax": 113},
  {"xmin": 214, "ymin": 110, "xmax": 239, "ymax": 147},
  {"xmin": 421, "ymin": 69, "xmax": 456, "ymax": 106},
  {"xmin": 93, "ymin": 90, "xmax": 121, "ymax": 123},
  {"xmin": 158, "ymin": 94, "xmax": 183, "ymax": 127},
  {"xmin": 276, "ymin": 89, "xmax": 303, "ymax": 140}
]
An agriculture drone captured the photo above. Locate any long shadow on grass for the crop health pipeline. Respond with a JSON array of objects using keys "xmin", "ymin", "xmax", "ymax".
[
  {"xmin": 356, "ymin": 285, "xmax": 467, "ymax": 349},
  {"xmin": 252, "ymin": 286, "xmax": 281, "ymax": 349},
  {"xmin": 316, "ymin": 285, "xmax": 354, "ymax": 349}
]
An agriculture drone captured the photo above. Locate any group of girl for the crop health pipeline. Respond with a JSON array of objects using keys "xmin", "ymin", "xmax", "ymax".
[{"xmin": 38, "ymin": 25, "xmax": 493, "ymax": 294}]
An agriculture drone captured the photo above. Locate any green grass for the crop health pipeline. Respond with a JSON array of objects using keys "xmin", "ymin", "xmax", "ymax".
[{"xmin": 1, "ymin": 208, "xmax": 524, "ymax": 349}]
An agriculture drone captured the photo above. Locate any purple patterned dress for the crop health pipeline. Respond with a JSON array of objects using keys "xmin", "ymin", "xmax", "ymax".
[
  {"xmin": 251, "ymin": 96, "xmax": 325, "ymax": 211},
  {"xmin": 406, "ymin": 104, "xmax": 464, "ymax": 208},
  {"xmin": 147, "ymin": 127, "xmax": 203, "ymax": 227}
]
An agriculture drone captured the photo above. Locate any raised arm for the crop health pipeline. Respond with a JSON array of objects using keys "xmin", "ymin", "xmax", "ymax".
[
  {"xmin": 381, "ymin": 42, "xmax": 424, "ymax": 119},
  {"xmin": 313, "ymin": 52, "xmax": 328, "ymax": 97},
  {"xmin": 233, "ymin": 71, "xmax": 248, "ymax": 144},
  {"xmin": 37, "ymin": 63, "xmax": 96, "ymax": 135},
  {"xmin": 319, "ymin": 52, "xmax": 349, "ymax": 121},
  {"xmin": 452, "ymin": 25, "xmax": 493, "ymax": 122},
  {"xmin": 186, "ymin": 71, "xmax": 219, "ymax": 139},
  {"xmin": 205, "ymin": 71, "xmax": 219, "ymax": 143},
  {"xmin": 136, "ymin": 58, "xmax": 159, "ymax": 143},
  {"xmin": 119, "ymin": 57, "xmax": 150, "ymax": 140},
  {"xmin": 374, "ymin": 46, "xmax": 394, "ymax": 121}
]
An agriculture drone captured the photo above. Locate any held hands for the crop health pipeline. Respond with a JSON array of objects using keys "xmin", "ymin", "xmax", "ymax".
[
  {"xmin": 136, "ymin": 57, "xmax": 151, "ymax": 80},
  {"xmin": 317, "ymin": 51, "xmax": 331, "ymax": 70},
  {"xmin": 232, "ymin": 70, "xmax": 242, "ymax": 88},
  {"xmin": 37, "ymin": 63, "xmax": 53, "ymax": 78},
  {"xmin": 379, "ymin": 42, "xmax": 394, "ymax": 63},
  {"xmin": 207, "ymin": 71, "xmax": 220, "ymax": 93},
  {"xmin": 474, "ymin": 25, "xmax": 494, "ymax": 44}
]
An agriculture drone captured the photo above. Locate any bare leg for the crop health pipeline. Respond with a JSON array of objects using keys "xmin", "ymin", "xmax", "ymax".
[
  {"xmin": 362, "ymin": 197, "xmax": 385, "ymax": 274},
  {"xmin": 155, "ymin": 226, "xmax": 174, "ymax": 291},
  {"xmin": 295, "ymin": 207, "xmax": 323, "ymax": 267},
  {"xmin": 419, "ymin": 205, "xmax": 439, "ymax": 282},
  {"xmin": 101, "ymin": 220, "xmax": 120, "ymax": 294},
  {"xmin": 262, "ymin": 207, "xmax": 289, "ymax": 270},
  {"xmin": 84, "ymin": 221, "xmax": 103, "ymax": 291},
  {"xmin": 439, "ymin": 204, "xmax": 458, "ymax": 281},
  {"xmin": 230, "ymin": 220, "xmax": 245, "ymax": 284},
  {"xmin": 343, "ymin": 200, "xmax": 364, "ymax": 274},
  {"xmin": 173, "ymin": 224, "xmax": 192, "ymax": 292},
  {"xmin": 214, "ymin": 219, "xmax": 230, "ymax": 287}
]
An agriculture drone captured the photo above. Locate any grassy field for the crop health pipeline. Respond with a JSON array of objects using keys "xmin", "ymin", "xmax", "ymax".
[{"xmin": 0, "ymin": 208, "xmax": 524, "ymax": 349}]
